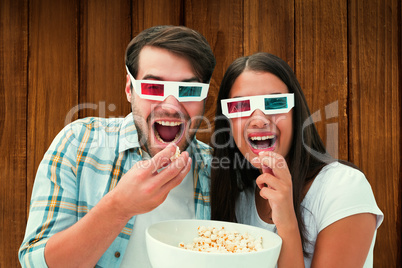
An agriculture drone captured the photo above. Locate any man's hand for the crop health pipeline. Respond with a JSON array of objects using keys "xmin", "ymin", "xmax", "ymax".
[{"xmin": 111, "ymin": 143, "xmax": 192, "ymax": 218}]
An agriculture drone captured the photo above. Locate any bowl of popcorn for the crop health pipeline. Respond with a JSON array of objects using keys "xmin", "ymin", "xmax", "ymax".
[{"xmin": 145, "ymin": 219, "xmax": 282, "ymax": 268}]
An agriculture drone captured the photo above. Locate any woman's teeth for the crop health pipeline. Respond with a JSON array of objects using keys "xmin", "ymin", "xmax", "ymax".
[
  {"xmin": 249, "ymin": 135, "xmax": 276, "ymax": 149},
  {"xmin": 249, "ymin": 135, "xmax": 275, "ymax": 141}
]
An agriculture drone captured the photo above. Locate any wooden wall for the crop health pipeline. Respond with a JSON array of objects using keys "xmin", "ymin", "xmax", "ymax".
[{"xmin": 1, "ymin": 0, "xmax": 400, "ymax": 267}]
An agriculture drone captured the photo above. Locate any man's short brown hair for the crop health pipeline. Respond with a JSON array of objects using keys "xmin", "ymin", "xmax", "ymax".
[{"xmin": 125, "ymin": 25, "xmax": 216, "ymax": 83}]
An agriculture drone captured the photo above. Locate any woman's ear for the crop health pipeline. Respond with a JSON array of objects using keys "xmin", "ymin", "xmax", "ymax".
[{"xmin": 125, "ymin": 75, "xmax": 132, "ymax": 103}]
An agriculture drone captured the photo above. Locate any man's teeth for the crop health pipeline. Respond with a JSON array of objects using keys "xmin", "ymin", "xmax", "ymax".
[
  {"xmin": 156, "ymin": 120, "xmax": 182, "ymax": 126},
  {"xmin": 250, "ymin": 135, "xmax": 275, "ymax": 141}
]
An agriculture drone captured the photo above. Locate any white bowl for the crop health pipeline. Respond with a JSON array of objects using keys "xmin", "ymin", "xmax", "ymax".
[{"xmin": 146, "ymin": 219, "xmax": 282, "ymax": 268}]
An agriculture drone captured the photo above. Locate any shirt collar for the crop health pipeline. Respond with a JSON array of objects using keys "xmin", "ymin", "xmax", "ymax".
[
  {"xmin": 118, "ymin": 113, "xmax": 141, "ymax": 153},
  {"xmin": 190, "ymin": 139, "xmax": 212, "ymax": 171}
]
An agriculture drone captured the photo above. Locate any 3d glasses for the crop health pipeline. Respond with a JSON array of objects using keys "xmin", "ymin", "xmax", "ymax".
[
  {"xmin": 126, "ymin": 66, "xmax": 209, "ymax": 102},
  {"xmin": 221, "ymin": 93, "xmax": 294, "ymax": 118}
]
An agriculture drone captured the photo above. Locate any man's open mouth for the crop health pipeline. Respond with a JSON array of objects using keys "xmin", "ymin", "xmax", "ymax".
[
  {"xmin": 248, "ymin": 134, "xmax": 277, "ymax": 150},
  {"xmin": 153, "ymin": 120, "xmax": 185, "ymax": 144}
]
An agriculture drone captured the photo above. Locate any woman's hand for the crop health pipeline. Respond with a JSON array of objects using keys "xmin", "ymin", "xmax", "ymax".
[
  {"xmin": 252, "ymin": 151, "xmax": 305, "ymax": 268},
  {"xmin": 252, "ymin": 151, "xmax": 297, "ymax": 229}
]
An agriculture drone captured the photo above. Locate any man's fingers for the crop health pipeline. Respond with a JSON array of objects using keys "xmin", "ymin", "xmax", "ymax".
[
  {"xmin": 161, "ymin": 157, "xmax": 192, "ymax": 193},
  {"xmin": 148, "ymin": 143, "xmax": 178, "ymax": 173},
  {"xmin": 149, "ymin": 156, "xmax": 192, "ymax": 206},
  {"xmin": 156, "ymin": 152, "xmax": 190, "ymax": 184}
]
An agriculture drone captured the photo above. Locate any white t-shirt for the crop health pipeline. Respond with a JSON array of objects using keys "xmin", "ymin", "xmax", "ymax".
[
  {"xmin": 235, "ymin": 162, "xmax": 384, "ymax": 267},
  {"xmin": 120, "ymin": 148, "xmax": 195, "ymax": 268}
]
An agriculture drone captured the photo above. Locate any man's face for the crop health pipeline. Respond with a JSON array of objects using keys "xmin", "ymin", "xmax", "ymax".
[{"xmin": 125, "ymin": 46, "xmax": 206, "ymax": 157}]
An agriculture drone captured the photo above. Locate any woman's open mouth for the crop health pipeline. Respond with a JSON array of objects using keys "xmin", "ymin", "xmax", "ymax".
[
  {"xmin": 247, "ymin": 133, "xmax": 277, "ymax": 154},
  {"xmin": 153, "ymin": 120, "xmax": 185, "ymax": 144}
]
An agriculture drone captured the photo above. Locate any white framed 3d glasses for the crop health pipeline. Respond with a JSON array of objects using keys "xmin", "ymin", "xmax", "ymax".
[
  {"xmin": 221, "ymin": 93, "xmax": 294, "ymax": 118},
  {"xmin": 126, "ymin": 66, "xmax": 210, "ymax": 102}
]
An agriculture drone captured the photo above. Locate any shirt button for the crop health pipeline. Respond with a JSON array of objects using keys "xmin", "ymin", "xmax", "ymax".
[{"xmin": 114, "ymin": 251, "xmax": 121, "ymax": 258}]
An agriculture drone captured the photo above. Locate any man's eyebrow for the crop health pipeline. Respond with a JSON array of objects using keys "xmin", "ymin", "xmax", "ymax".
[
  {"xmin": 141, "ymin": 75, "xmax": 162, "ymax": 80},
  {"xmin": 141, "ymin": 75, "xmax": 200, "ymax": 82}
]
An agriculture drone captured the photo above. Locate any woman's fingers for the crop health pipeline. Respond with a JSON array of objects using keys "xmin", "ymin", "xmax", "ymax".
[
  {"xmin": 259, "ymin": 151, "xmax": 288, "ymax": 173},
  {"xmin": 256, "ymin": 173, "xmax": 280, "ymax": 190},
  {"xmin": 254, "ymin": 151, "xmax": 293, "ymax": 202},
  {"xmin": 259, "ymin": 184, "xmax": 275, "ymax": 200}
]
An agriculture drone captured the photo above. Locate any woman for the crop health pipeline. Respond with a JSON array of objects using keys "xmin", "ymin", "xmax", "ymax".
[{"xmin": 210, "ymin": 52, "xmax": 383, "ymax": 267}]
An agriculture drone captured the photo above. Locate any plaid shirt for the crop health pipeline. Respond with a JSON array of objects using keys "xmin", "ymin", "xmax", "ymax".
[{"xmin": 19, "ymin": 114, "xmax": 212, "ymax": 268}]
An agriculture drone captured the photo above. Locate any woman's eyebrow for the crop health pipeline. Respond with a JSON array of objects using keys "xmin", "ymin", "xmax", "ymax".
[
  {"xmin": 182, "ymin": 77, "xmax": 200, "ymax": 82},
  {"xmin": 231, "ymin": 92, "xmax": 284, "ymax": 98}
]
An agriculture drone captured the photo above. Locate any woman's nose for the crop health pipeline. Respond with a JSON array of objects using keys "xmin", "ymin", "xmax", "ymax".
[{"xmin": 248, "ymin": 109, "xmax": 271, "ymax": 128}]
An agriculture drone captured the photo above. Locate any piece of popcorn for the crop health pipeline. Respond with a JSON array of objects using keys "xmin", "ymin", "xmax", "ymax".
[
  {"xmin": 178, "ymin": 226, "xmax": 263, "ymax": 253},
  {"xmin": 170, "ymin": 145, "xmax": 181, "ymax": 161}
]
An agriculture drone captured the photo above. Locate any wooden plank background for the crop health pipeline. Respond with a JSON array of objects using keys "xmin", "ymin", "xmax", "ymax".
[
  {"xmin": 1, "ymin": 0, "xmax": 400, "ymax": 267},
  {"xmin": 0, "ymin": 0, "xmax": 28, "ymax": 266}
]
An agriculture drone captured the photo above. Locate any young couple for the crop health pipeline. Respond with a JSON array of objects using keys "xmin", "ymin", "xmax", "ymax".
[{"xmin": 19, "ymin": 25, "xmax": 383, "ymax": 268}]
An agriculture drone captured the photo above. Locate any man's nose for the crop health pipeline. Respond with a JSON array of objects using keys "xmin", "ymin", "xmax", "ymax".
[{"xmin": 159, "ymin": 95, "xmax": 182, "ymax": 114}]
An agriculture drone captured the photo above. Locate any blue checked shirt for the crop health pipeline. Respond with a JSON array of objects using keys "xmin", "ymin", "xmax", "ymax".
[{"xmin": 19, "ymin": 114, "xmax": 212, "ymax": 268}]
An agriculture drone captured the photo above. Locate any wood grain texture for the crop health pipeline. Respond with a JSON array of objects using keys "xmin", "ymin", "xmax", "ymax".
[
  {"xmin": 0, "ymin": 1, "xmax": 28, "ymax": 266},
  {"xmin": 79, "ymin": 0, "xmax": 132, "ymax": 119},
  {"xmin": 27, "ymin": 0, "xmax": 79, "ymax": 204},
  {"xmin": 1, "ymin": 0, "xmax": 400, "ymax": 266},
  {"xmin": 295, "ymin": 0, "xmax": 348, "ymax": 161},
  {"xmin": 184, "ymin": 0, "xmax": 244, "ymax": 144},
  {"xmin": 399, "ymin": 2, "xmax": 401, "ymax": 265},
  {"xmin": 133, "ymin": 0, "xmax": 182, "ymax": 32},
  {"xmin": 244, "ymin": 0, "xmax": 295, "ymax": 69},
  {"xmin": 348, "ymin": 0, "xmax": 400, "ymax": 266}
]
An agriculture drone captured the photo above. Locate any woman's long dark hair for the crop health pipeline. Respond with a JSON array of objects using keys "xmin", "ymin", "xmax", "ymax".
[{"xmin": 210, "ymin": 52, "xmax": 333, "ymax": 256}]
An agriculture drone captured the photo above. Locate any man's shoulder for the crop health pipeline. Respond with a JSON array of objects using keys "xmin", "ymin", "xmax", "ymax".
[
  {"xmin": 69, "ymin": 117, "xmax": 125, "ymax": 131},
  {"xmin": 60, "ymin": 116, "xmax": 130, "ymax": 150}
]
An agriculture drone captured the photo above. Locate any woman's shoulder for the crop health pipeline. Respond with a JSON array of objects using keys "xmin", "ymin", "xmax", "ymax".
[
  {"xmin": 303, "ymin": 161, "xmax": 383, "ymax": 232},
  {"xmin": 316, "ymin": 161, "xmax": 367, "ymax": 185},
  {"xmin": 304, "ymin": 160, "xmax": 380, "ymax": 209},
  {"xmin": 304, "ymin": 161, "xmax": 373, "ymax": 205}
]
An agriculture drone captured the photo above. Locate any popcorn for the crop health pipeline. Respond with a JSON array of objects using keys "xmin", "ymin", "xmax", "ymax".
[
  {"xmin": 170, "ymin": 145, "xmax": 181, "ymax": 161},
  {"xmin": 178, "ymin": 226, "xmax": 263, "ymax": 253}
]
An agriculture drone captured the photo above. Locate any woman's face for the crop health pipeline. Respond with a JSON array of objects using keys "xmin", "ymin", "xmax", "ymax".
[{"xmin": 229, "ymin": 70, "xmax": 293, "ymax": 164}]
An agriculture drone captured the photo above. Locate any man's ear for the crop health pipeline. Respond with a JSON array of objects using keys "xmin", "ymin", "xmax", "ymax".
[{"xmin": 125, "ymin": 75, "xmax": 132, "ymax": 103}]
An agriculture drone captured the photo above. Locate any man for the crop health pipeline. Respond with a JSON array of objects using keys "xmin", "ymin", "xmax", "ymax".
[{"xmin": 19, "ymin": 25, "xmax": 216, "ymax": 268}]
